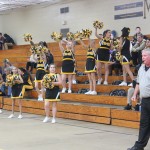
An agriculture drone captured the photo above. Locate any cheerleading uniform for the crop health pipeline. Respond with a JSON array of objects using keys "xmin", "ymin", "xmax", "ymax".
[
  {"xmin": 11, "ymin": 74, "xmax": 23, "ymax": 99},
  {"xmin": 120, "ymin": 37, "xmax": 131, "ymax": 65},
  {"xmin": 85, "ymin": 47, "xmax": 96, "ymax": 73},
  {"xmin": 35, "ymin": 57, "xmax": 46, "ymax": 82},
  {"xmin": 21, "ymin": 72, "xmax": 33, "ymax": 97},
  {"xmin": 44, "ymin": 73, "xmax": 60, "ymax": 102},
  {"xmin": 61, "ymin": 49, "xmax": 75, "ymax": 74},
  {"xmin": 96, "ymin": 38, "xmax": 111, "ymax": 63}
]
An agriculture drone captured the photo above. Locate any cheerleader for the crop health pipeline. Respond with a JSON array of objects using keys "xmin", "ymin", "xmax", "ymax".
[
  {"xmin": 42, "ymin": 64, "xmax": 62, "ymax": 123},
  {"xmin": 8, "ymin": 67, "xmax": 24, "ymax": 119},
  {"xmin": 95, "ymin": 28, "xmax": 113, "ymax": 85},
  {"xmin": 80, "ymin": 38, "xmax": 97, "ymax": 95},
  {"xmin": 118, "ymin": 27, "xmax": 134, "ymax": 86},
  {"xmin": 34, "ymin": 48, "xmax": 46, "ymax": 101},
  {"xmin": 59, "ymin": 40, "xmax": 75, "ymax": 93},
  {"xmin": 18, "ymin": 67, "xmax": 33, "ymax": 97}
]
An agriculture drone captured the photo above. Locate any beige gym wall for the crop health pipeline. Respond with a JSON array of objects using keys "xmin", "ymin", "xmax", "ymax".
[{"xmin": 1, "ymin": 0, "xmax": 150, "ymax": 44}]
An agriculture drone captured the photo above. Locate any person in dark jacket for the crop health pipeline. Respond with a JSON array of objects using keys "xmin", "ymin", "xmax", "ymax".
[
  {"xmin": 0, "ymin": 33, "xmax": 5, "ymax": 50},
  {"xmin": 3, "ymin": 33, "xmax": 15, "ymax": 50}
]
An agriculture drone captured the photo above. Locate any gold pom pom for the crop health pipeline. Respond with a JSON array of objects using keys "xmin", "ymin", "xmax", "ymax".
[
  {"xmin": 5, "ymin": 74, "xmax": 13, "ymax": 87},
  {"xmin": 42, "ymin": 74, "xmax": 55, "ymax": 89},
  {"xmin": 66, "ymin": 32, "xmax": 74, "ymax": 40},
  {"xmin": 74, "ymin": 31, "xmax": 83, "ymax": 40},
  {"xmin": 115, "ymin": 51, "xmax": 121, "ymax": 61},
  {"xmin": 23, "ymin": 33, "xmax": 32, "ymax": 42},
  {"xmin": 51, "ymin": 32, "xmax": 63, "ymax": 42},
  {"xmin": 113, "ymin": 39, "xmax": 120, "ymax": 49},
  {"xmin": 93, "ymin": 20, "xmax": 104, "ymax": 29},
  {"xmin": 81, "ymin": 29, "xmax": 92, "ymax": 38}
]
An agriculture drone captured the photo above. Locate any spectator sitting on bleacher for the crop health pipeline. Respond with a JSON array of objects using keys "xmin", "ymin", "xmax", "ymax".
[
  {"xmin": 26, "ymin": 52, "xmax": 37, "ymax": 73},
  {"xmin": 124, "ymin": 78, "xmax": 140, "ymax": 111},
  {"xmin": 1, "ymin": 67, "xmax": 12, "ymax": 97},
  {"xmin": 109, "ymin": 46, "xmax": 122, "ymax": 76},
  {"xmin": 131, "ymin": 27, "xmax": 142, "ymax": 67},
  {"xmin": 145, "ymin": 38, "xmax": 150, "ymax": 48},
  {"xmin": 18, "ymin": 67, "xmax": 33, "ymax": 98},
  {"xmin": 3, "ymin": 33, "xmax": 15, "ymax": 50},
  {"xmin": 2, "ymin": 59, "xmax": 14, "ymax": 74},
  {"xmin": 131, "ymin": 33, "xmax": 146, "ymax": 70},
  {"xmin": 0, "ymin": 33, "xmax": 5, "ymax": 50},
  {"xmin": 0, "ymin": 72, "xmax": 4, "ymax": 94}
]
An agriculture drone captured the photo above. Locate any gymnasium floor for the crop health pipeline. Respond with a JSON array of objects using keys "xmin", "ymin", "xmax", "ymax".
[{"xmin": 0, "ymin": 110, "xmax": 150, "ymax": 150}]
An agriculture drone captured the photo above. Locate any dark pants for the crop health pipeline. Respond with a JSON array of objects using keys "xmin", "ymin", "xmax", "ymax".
[
  {"xmin": 132, "ymin": 52, "xmax": 138, "ymax": 66},
  {"xmin": 26, "ymin": 62, "xmax": 37, "ymax": 72},
  {"xmin": 138, "ymin": 51, "xmax": 142, "ymax": 66},
  {"xmin": 134, "ymin": 97, "xmax": 150, "ymax": 149}
]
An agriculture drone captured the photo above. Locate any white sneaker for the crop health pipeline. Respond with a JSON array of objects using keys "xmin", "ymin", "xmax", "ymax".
[
  {"xmin": 51, "ymin": 118, "xmax": 56, "ymax": 123},
  {"xmin": 68, "ymin": 89, "xmax": 72, "ymax": 93},
  {"xmin": 119, "ymin": 81, "xmax": 127, "ymax": 86},
  {"xmin": 85, "ymin": 91, "xmax": 92, "ymax": 94},
  {"xmin": 97, "ymin": 78, "xmax": 103, "ymax": 85},
  {"xmin": 72, "ymin": 80, "xmax": 77, "ymax": 84},
  {"xmin": 38, "ymin": 94, "xmax": 43, "ymax": 101},
  {"xmin": 0, "ymin": 109, "xmax": 2, "ymax": 113},
  {"xmin": 43, "ymin": 117, "xmax": 50, "ymax": 123},
  {"xmin": 128, "ymin": 83, "xmax": 133, "ymax": 87},
  {"xmin": 18, "ymin": 115, "xmax": 23, "ymax": 119},
  {"xmin": 103, "ymin": 81, "xmax": 108, "ymax": 85},
  {"xmin": 8, "ymin": 114, "xmax": 15, "ymax": 118},
  {"xmin": 61, "ymin": 88, "xmax": 66, "ymax": 93},
  {"xmin": 90, "ymin": 91, "xmax": 97, "ymax": 95}
]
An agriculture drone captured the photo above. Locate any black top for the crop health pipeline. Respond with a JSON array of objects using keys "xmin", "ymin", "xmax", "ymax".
[{"xmin": 4, "ymin": 34, "xmax": 15, "ymax": 44}]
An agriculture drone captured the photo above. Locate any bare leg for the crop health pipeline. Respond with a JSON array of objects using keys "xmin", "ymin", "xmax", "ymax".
[
  {"xmin": 87, "ymin": 73, "xmax": 92, "ymax": 91},
  {"xmin": 104, "ymin": 63, "xmax": 109, "ymax": 82},
  {"xmin": 44, "ymin": 101, "xmax": 50, "ymax": 117},
  {"xmin": 122, "ymin": 65, "xmax": 127, "ymax": 82},
  {"xmin": 52, "ymin": 102, "xmax": 57, "ymax": 119},
  {"xmin": 68, "ymin": 74, "xmax": 72, "ymax": 90},
  {"xmin": 61, "ymin": 74, "xmax": 67, "ymax": 89},
  {"xmin": 12, "ymin": 99, "xmax": 15, "ymax": 114},
  {"xmin": 123, "ymin": 64, "xmax": 134, "ymax": 81},
  {"xmin": 18, "ymin": 100, "xmax": 22, "ymax": 115},
  {"xmin": 91, "ymin": 72, "xmax": 96, "ymax": 91},
  {"xmin": 96, "ymin": 61, "xmax": 102, "ymax": 80},
  {"xmin": 35, "ymin": 82, "xmax": 40, "ymax": 95}
]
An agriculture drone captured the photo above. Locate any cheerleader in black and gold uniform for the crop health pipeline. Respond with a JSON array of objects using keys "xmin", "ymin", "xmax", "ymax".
[
  {"xmin": 80, "ymin": 38, "xmax": 97, "ymax": 95},
  {"xmin": 18, "ymin": 67, "xmax": 33, "ymax": 97},
  {"xmin": 35, "ymin": 51, "xmax": 46, "ymax": 101},
  {"xmin": 59, "ymin": 40, "xmax": 75, "ymax": 93},
  {"xmin": 42, "ymin": 64, "xmax": 62, "ymax": 123},
  {"xmin": 119, "ymin": 27, "xmax": 134, "ymax": 86},
  {"xmin": 95, "ymin": 28, "xmax": 113, "ymax": 85},
  {"xmin": 8, "ymin": 67, "xmax": 24, "ymax": 119}
]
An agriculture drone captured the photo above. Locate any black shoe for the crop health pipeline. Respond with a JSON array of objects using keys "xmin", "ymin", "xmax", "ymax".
[
  {"xmin": 124, "ymin": 104, "xmax": 132, "ymax": 110},
  {"xmin": 127, "ymin": 146, "xmax": 144, "ymax": 150},
  {"xmin": 134, "ymin": 104, "xmax": 140, "ymax": 111}
]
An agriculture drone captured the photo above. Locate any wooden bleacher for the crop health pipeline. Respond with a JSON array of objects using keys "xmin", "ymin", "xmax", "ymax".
[{"xmin": 0, "ymin": 40, "xmax": 140, "ymax": 129}]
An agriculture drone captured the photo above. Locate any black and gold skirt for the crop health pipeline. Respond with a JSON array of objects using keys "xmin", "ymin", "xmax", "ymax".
[
  {"xmin": 61, "ymin": 60, "xmax": 75, "ymax": 74},
  {"xmin": 45, "ymin": 86, "xmax": 60, "ymax": 102},
  {"xmin": 11, "ymin": 84, "xmax": 23, "ymax": 98}
]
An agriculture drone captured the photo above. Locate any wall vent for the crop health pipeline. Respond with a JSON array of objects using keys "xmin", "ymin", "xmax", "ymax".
[
  {"xmin": 60, "ymin": 28, "xmax": 69, "ymax": 37},
  {"xmin": 60, "ymin": 7, "xmax": 69, "ymax": 14}
]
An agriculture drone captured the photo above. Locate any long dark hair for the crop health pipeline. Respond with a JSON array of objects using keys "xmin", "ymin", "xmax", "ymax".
[
  {"xmin": 103, "ymin": 30, "xmax": 111, "ymax": 38},
  {"xmin": 19, "ymin": 67, "xmax": 33, "ymax": 82}
]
